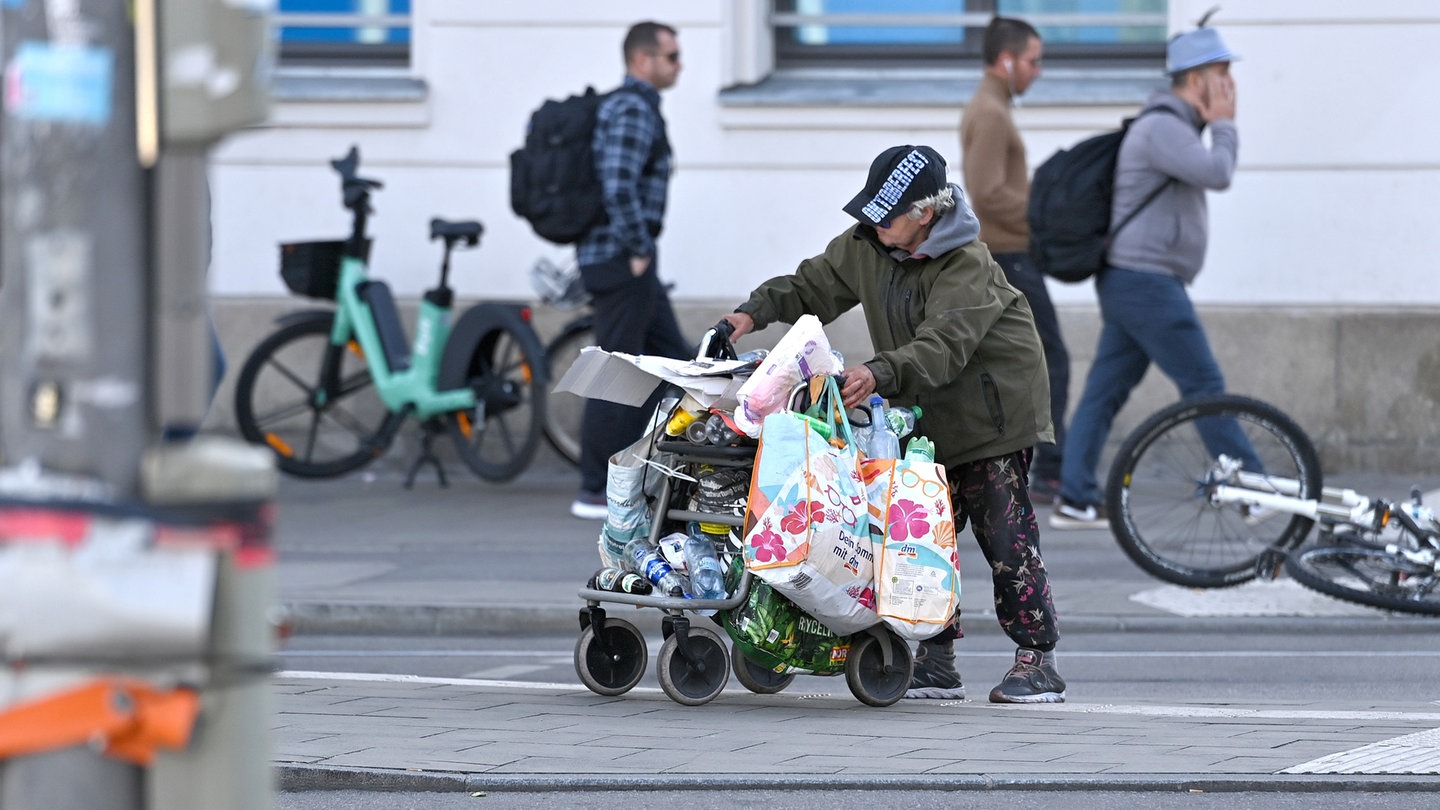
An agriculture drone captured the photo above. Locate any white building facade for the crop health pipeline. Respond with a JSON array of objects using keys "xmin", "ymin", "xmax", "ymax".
[{"xmin": 210, "ymin": 1, "xmax": 1440, "ymax": 473}]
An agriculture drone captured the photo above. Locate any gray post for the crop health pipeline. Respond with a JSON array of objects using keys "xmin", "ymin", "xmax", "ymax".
[
  {"xmin": 0, "ymin": 0, "xmax": 150, "ymax": 492},
  {"xmin": 0, "ymin": 2, "xmax": 272, "ymax": 808}
]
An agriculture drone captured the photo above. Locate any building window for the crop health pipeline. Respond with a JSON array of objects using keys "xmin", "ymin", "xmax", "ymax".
[
  {"xmin": 772, "ymin": 0, "xmax": 1167, "ymax": 68},
  {"xmin": 276, "ymin": 0, "xmax": 411, "ymax": 67}
]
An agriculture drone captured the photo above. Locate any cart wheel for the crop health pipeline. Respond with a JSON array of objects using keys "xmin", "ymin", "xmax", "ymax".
[
  {"xmin": 730, "ymin": 643, "xmax": 795, "ymax": 694},
  {"xmin": 574, "ymin": 617, "xmax": 647, "ymax": 697},
  {"xmin": 845, "ymin": 627, "xmax": 913, "ymax": 707},
  {"xmin": 657, "ymin": 625, "xmax": 729, "ymax": 706}
]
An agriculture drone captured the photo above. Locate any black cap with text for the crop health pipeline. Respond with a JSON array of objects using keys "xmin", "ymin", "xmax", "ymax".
[{"xmin": 842, "ymin": 145, "xmax": 948, "ymax": 227}]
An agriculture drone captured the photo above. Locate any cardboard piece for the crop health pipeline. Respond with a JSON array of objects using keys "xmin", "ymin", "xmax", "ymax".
[{"xmin": 554, "ymin": 347, "xmax": 748, "ymax": 408}]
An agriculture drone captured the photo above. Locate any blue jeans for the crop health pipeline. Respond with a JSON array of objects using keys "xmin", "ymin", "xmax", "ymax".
[
  {"xmin": 1059, "ymin": 267, "xmax": 1258, "ymax": 506},
  {"xmin": 993, "ymin": 252, "xmax": 1068, "ymax": 483}
]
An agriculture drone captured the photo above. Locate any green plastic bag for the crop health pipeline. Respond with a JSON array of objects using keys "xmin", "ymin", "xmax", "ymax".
[{"xmin": 722, "ymin": 556, "xmax": 850, "ymax": 676}]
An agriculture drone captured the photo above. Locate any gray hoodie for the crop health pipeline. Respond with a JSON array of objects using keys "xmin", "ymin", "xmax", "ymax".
[{"xmin": 1106, "ymin": 90, "xmax": 1238, "ymax": 284}]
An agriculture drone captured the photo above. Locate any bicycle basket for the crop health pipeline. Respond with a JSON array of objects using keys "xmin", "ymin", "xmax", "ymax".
[
  {"xmin": 279, "ymin": 239, "xmax": 371, "ymax": 300},
  {"xmin": 528, "ymin": 257, "xmax": 589, "ymax": 310}
]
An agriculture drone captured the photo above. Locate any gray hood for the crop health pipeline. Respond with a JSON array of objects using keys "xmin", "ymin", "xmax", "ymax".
[{"xmin": 899, "ymin": 182, "xmax": 981, "ymax": 260}]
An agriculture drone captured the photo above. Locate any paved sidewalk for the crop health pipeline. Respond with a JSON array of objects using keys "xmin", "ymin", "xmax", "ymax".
[
  {"xmin": 273, "ymin": 673, "xmax": 1440, "ymax": 792},
  {"xmin": 268, "ymin": 463, "xmax": 1440, "ymax": 792}
]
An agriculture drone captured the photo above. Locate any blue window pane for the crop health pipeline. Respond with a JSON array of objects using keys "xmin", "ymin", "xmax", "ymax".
[
  {"xmin": 782, "ymin": 0, "xmax": 1165, "ymax": 48},
  {"xmin": 1001, "ymin": 0, "xmax": 1165, "ymax": 45},
  {"xmin": 800, "ymin": 0, "xmax": 965, "ymax": 46},
  {"xmin": 278, "ymin": 0, "xmax": 411, "ymax": 45}
]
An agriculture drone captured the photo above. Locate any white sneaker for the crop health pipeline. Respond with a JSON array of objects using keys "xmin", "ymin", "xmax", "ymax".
[
  {"xmin": 1048, "ymin": 500, "xmax": 1109, "ymax": 530},
  {"xmin": 569, "ymin": 491, "xmax": 608, "ymax": 520}
]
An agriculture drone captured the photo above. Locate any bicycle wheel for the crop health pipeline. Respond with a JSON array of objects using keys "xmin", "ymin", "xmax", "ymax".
[
  {"xmin": 1286, "ymin": 544, "xmax": 1440, "ymax": 615},
  {"xmin": 542, "ymin": 316, "xmax": 593, "ymax": 466},
  {"xmin": 442, "ymin": 313, "xmax": 548, "ymax": 482},
  {"xmin": 1105, "ymin": 394, "xmax": 1322, "ymax": 588},
  {"xmin": 233, "ymin": 314, "xmax": 391, "ymax": 478}
]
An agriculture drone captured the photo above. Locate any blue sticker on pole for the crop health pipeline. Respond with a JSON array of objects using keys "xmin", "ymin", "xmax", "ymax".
[
  {"xmin": 5, "ymin": 41, "xmax": 113, "ymax": 126},
  {"xmin": 1, "ymin": 0, "xmax": 26, "ymax": 8}
]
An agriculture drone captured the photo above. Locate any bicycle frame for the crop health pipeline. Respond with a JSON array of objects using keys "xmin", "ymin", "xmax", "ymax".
[
  {"xmin": 1205, "ymin": 454, "xmax": 1436, "ymax": 534},
  {"xmin": 328, "ymin": 254, "xmax": 475, "ymax": 421}
]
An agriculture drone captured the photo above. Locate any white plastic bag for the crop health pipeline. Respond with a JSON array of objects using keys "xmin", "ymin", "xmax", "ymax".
[{"xmin": 733, "ymin": 315, "xmax": 843, "ymax": 437}]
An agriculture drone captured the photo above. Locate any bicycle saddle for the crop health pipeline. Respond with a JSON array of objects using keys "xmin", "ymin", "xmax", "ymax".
[{"xmin": 430, "ymin": 218, "xmax": 483, "ymax": 247}]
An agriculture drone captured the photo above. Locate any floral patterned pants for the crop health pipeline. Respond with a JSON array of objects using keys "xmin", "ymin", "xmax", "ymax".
[{"xmin": 926, "ymin": 448, "xmax": 1060, "ymax": 651}]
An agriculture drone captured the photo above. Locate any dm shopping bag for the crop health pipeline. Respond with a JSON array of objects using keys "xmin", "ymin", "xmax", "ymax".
[
  {"xmin": 741, "ymin": 376, "xmax": 877, "ymax": 635},
  {"xmin": 861, "ymin": 456, "xmax": 961, "ymax": 640}
]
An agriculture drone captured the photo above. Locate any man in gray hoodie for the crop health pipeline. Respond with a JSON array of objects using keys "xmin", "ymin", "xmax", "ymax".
[
  {"xmin": 723, "ymin": 145, "xmax": 1066, "ymax": 704},
  {"xmin": 1050, "ymin": 23, "xmax": 1260, "ymax": 529}
]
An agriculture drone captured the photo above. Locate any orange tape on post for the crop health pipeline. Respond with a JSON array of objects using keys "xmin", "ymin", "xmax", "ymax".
[{"xmin": 0, "ymin": 678, "xmax": 200, "ymax": 765}]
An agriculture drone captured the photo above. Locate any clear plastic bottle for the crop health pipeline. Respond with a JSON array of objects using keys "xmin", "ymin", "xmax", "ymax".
[
  {"xmin": 866, "ymin": 395, "xmax": 900, "ymax": 459},
  {"xmin": 885, "ymin": 404, "xmax": 923, "ymax": 439},
  {"xmin": 682, "ymin": 524, "xmax": 728, "ymax": 616},
  {"xmin": 623, "ymin": 537, "xmax": 690, "ymax": 598},
  {"xmin": 703, "ymin": 413, "xmax": 741, "ymax": 446}
]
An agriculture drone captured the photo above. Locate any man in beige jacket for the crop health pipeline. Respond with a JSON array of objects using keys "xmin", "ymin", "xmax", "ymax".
[{"xmin": 961, "ymin": 16, "xmax": 1070, "ymax": 506}]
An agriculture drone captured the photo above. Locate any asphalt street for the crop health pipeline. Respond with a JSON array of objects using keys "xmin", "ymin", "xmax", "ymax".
[{"xmin": 266, "ymin": 454, "xmax": 1440, "ymax": 795}]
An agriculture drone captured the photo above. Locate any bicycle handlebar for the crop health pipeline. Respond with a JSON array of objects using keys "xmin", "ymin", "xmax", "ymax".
[{"xmin": 330, "ymin": 146, "xmax": 383, "ymax": 214}]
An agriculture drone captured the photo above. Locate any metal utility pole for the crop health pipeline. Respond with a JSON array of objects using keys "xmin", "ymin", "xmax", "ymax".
[{"xmin": 0, "ymin": 2, "xmax": 273, "ymax": 809}]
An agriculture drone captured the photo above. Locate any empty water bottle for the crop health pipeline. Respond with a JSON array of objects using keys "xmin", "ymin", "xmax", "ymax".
[
  {"xmin": 623, "ymin": 537, "xmax": 690, "ymax": 598},
  {"xmin": 884, "ymin": 404, "xmax": 923, "ymax": 438},
  {"xmin": 904, "ymin": 435, "xmax": 936, "ymax": 463},
  {"xmin": 703, "ymin": 413, "xmax": 741, "ymax": 446},
  {"xmin": 866, "ymin": 395, "xmax": 900, "ymax": 459},
  {"xmin": 683, "ymin": 524, "xmax": 728, "ymax": 616}
]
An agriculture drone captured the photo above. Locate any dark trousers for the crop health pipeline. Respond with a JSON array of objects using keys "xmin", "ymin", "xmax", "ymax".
[
  {"xmin": 993, "ymin": 252, "xmax": 1069, "ymax": 483},
  {"xmin": 577, "ymin": 253, "xmax": 691, "ymax": 494},
  {"xmin": 927, "ymin": 449, "xmax": 1060, "ymax": 652}
]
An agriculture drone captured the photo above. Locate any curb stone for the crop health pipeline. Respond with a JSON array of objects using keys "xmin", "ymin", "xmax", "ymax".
[{"xmin": 276, "ymin": 764, "xmax": 1440, "ymax": 793}]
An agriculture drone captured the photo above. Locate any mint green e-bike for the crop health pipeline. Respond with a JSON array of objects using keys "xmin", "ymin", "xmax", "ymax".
[{"xmin": 233, "ymin": 147, "xmax": 548, "ymax": 486}]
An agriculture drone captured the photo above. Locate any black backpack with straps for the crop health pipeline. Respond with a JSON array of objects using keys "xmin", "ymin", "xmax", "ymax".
[
  {"xmin": 509, "ymin": 85, "xmax": 667, "ymax": 245},
  {"xmin": 1027, "ymin": 107, "xmax": 1178, "ymax": 283}
]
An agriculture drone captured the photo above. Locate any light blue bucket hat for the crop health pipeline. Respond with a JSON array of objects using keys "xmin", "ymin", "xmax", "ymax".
[{"xmin": 1166, "ymin": 26, "xmax": 1239, "ymax": 74}]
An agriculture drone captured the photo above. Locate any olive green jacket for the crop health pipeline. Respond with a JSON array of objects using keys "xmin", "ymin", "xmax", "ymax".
[{"xmin": 736, "ymin": 191, "xmax": 1053, "ymax": 467}]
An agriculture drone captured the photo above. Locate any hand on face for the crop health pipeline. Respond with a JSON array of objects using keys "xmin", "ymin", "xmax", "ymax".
[{"xmin": 1197, "ymin": 67, "xmax": 1236, "ymax": 122}]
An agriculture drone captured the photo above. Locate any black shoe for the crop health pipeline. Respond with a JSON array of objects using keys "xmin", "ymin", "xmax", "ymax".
[
  {"xmin": 904, "ymin": 640, "xmax": 966, "ymax": 700},
  {"xmin": 989, "ymin": 647, "xmax": 1067, "ymax": 704},
  {"xmin": 1028, "ymin": 477, "xmax": 1061, "ymax": 506}
]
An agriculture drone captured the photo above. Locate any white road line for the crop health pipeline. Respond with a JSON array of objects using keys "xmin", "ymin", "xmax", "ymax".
[
  {"xmin": 279, "ymin": 649, "xmax": 1440, "ymax": 659},
  {"xmin": 276, "ymin": 670, "xmax": 1440, "ymax": 723},
  {"xmin": 1283, "ymin": 728, "xmax": 1440, "ymax": 775}
]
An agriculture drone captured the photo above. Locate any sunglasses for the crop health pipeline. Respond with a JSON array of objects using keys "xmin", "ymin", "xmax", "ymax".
[
  {"xmin": 875, "ymin": 216, "xmax": 894, "ymax": 229},
  {"xmin": 658, "ymin": 50, "xmax": 681, "ymax": 64}
]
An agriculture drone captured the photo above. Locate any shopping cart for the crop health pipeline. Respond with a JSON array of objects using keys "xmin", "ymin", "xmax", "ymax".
[{"xmin": 573, "ymin": 325, "xmax": 914, "ymax": 707}]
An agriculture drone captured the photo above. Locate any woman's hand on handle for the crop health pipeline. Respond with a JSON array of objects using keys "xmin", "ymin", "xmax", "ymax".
[
  {"xmin": 720, "ymin": 312, "xmax": 754, "ymax": 341},
  {"xmin": 839, "ymin": 364, "xmax": 876, "ymax": 410}
]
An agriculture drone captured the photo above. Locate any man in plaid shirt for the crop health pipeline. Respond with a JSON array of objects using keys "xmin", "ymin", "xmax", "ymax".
[{"xmin": 571, "ymin": 21, "xmax": 691, "ymax": 520}]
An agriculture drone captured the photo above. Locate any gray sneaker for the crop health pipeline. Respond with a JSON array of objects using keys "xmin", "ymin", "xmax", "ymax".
[
  {"xmin": 989, "ymin": 647, "xmax": 1067, "ymax": 704},
  {"xmin": 904, "ymin": 640, "xmax": 966, "ymax": 700}
]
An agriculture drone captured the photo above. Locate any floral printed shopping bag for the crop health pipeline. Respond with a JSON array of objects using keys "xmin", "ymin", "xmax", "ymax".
[
  {"xmin": 861, "ymin": 456, "xmax": 960, "ymax": 640},
  {"xmin": 741, "ymin": 377, "xmax": 876, "ymax": 635}
]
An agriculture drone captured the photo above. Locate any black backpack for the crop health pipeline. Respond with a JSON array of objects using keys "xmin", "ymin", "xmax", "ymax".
[
  {"xmin": 509, "ymin": 85, "xmax": 667, "ymax": 245},
  {"xmin": 509, "ymin": 86, "xmax": 612, "ymax": 245},
  {"xmin": 1027, "ymin": 107, "xmax": 1177, "ymax": 283}
]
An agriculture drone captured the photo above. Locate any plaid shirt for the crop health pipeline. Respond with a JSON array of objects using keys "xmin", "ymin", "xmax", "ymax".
[{"xmin": 577, "ymin": 76, "xmax": 671, "ymax": 267}]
